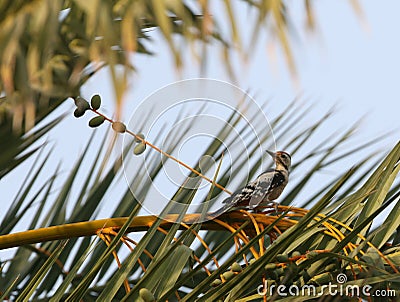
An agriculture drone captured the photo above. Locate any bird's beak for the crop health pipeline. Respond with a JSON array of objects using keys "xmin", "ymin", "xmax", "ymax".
[{"xmin": 266, "ymin": 150, "xmax": 276, "ymax": 158}]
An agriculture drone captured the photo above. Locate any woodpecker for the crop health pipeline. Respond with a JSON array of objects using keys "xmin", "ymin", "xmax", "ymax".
[{"xmin": 210, "ymin": 150, "xmax": 291, "ymax": 218}]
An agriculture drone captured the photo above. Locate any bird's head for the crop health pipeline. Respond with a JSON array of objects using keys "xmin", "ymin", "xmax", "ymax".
[{"xmin": 266, "ymin": 150, "xmax": 291, "ymax": 171}]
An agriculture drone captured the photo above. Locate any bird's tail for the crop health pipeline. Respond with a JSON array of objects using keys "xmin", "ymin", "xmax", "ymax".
[
  {"xmin": 206, "ymin": 205, "xmax": 228, "ymax": 220},
  {"xmin": 207, "ymin": 203, "xmax": 235, "ymax": 220}
]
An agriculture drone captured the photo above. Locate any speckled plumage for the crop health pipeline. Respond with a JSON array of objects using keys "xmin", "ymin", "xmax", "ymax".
[{"xmin": 210, "ymin": 151, "xmax": 291, "ymax": 217}]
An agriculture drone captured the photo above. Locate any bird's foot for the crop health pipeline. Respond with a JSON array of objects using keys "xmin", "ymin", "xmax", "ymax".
[{"xmin": 270, "ymin": 201, "xmax": 280, "ymax": 215}]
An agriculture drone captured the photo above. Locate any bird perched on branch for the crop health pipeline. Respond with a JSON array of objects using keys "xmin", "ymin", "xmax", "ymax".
[{"xmin": 210, "ymin": 150, "xmax": 291, "ymax": 218}]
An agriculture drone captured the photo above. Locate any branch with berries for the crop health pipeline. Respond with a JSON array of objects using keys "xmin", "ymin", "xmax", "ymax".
[{"xmin": 73, "ymin": 95, "xmax": 232, "ymax": 194}]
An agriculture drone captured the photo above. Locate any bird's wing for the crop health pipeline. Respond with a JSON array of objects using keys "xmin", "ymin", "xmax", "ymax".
[
  {"xmin": 222, "ymin": 169, "xmax": 275, "ymax": 205},
  {"xmin": 222, "ymin": 180, "xmax": 257, "ymax": 204},
  {"xmin": 248, "ymin": 171, "xmax": 275, "ymax": 208},
  {"xmin": 207, "ymin": 202, "xmax": 235, "ymax": 219},
  {"xmin": 212, "ymin": 169, "xmax": 276, "ymax": 217}
]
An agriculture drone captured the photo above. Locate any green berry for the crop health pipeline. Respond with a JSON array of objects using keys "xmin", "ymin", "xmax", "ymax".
[
  {"xmin": 139, "ymin": 288, "xmax": 155, "ymax": 302},
  {"xmin": 74, "ymin": 96, "xmax": 90, "ymax": 111},
  {"xmin": 291, "ymin": 251, "xmax": 302, "ymax": 258},
  {"xmin": 133, "ymin": 142, "xmax": 146, "ymax": 155},
  {"xmin": 73, "ymin": 108, "xmax": 85, "ymax": 118},
  {"xmin": 211, "ymin": 279, "xmax": 222, "ymax": 287},
  {"xmin": 135, "ymin": 133, "xmax": 145, "ymax": 143},
  {"xmin": 231, "ymin": 262, "xmax": 242, "ymax": 273},
  {"xmin": 90, "ymin": 94, "xmax": 101, "ymax": 110},
  {"xmin": 264, "ymin": 263, "xmax": 277, "ymax": 271},
  {"xmin": 222, "ymin": 271, "xmax": 235, "ymax": 281},
  {"xmin": 112, "ymin": 121, "xmax": 126, "ymax": 133},
  {"xmin": 88, "ymin": 116, "xmax": 105, "ymax": 128},
  {"xmin": 276, "ymin": 254, "xmax": 289, "ymax": 263}
]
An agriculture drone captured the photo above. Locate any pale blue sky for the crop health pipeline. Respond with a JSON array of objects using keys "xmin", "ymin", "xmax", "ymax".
[{"xmin": 111, "ymin": 0, "xmax": 399, "ymax": 146}]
